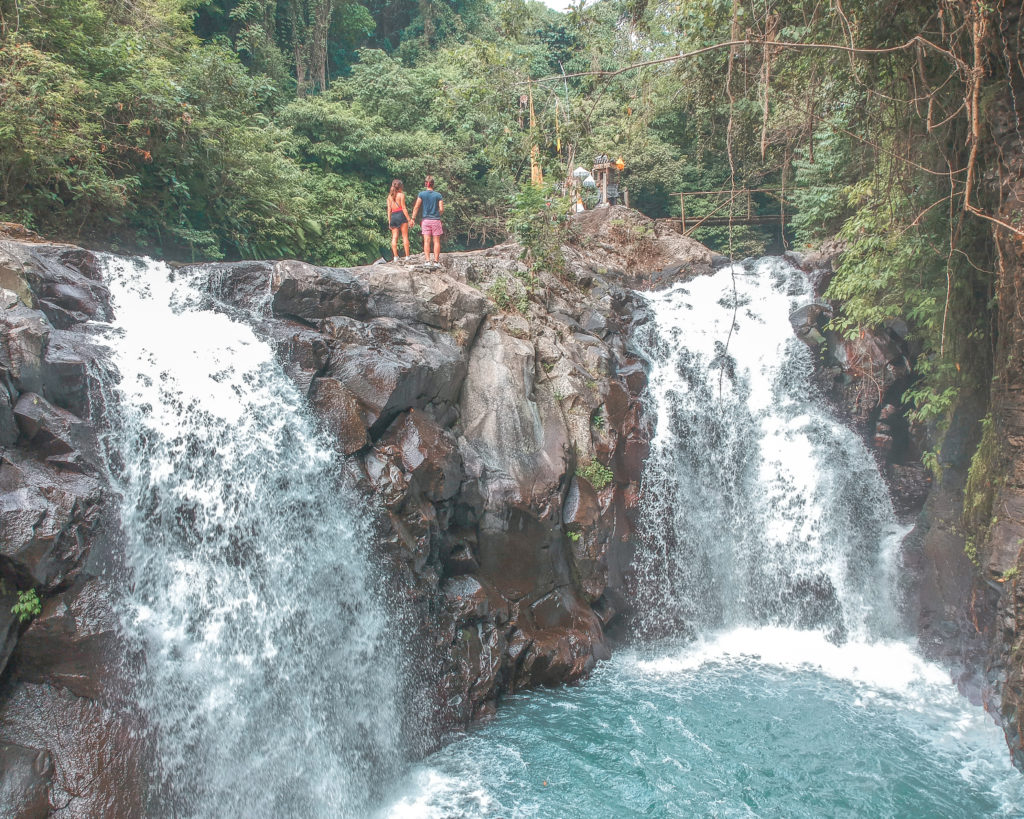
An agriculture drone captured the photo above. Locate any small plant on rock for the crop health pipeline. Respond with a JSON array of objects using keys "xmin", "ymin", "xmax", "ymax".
[
  {"xmin": 488, "ymin": 276, "xmax": 512, "ymax": 310},
  {"xmin": 12, "ymin": 589, "xmax": 42, "ymax": 623},
  {"xmin": 567, "ymin": 530, "xmax": 581, "ymax": 543},
  {"xmin": 576, "ymin": 459, "xmax": 614, "ymax": 490},
  {"xmin": 591, "ymin": 408, "xmax": 605, "ymax": 430}
]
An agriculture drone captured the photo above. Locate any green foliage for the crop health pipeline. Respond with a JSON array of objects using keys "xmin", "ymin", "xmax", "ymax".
[
  {"xmin": 487, "ymin": 274, "xmax": 529, "ymax": 314},
  {"xmin": 0, "ymin": 41, "xmax": 131, "ymax": 228},
  {"xmin": 576, "ymin": 459, "xmax": 613, "ymax": 490},
  {"xmin": 964, "ymin": 537, "xmax": 979, "ymax": 568},
  {"xmin": 963, "ymin": 415, "xmax": 1001, "ymax": 551},
  {"xmin": 1003, "ymin": 567, "xmax": 1020, "ymax": 583},
  {"xmin": 567, "ymin": 530, "xmax": 581, "ymax": 543},
  {"xmin": 508, "ymin": 183, "xmax": 570, "ymax": 276},
  {"xmin": 591, "ymin": 408, "xmax": 605, "ymax": 430},
  {"xmin": 488, "ymin": 276, "xmax": 511, "ymax": 310},
  {"xmin": 11, "ymin": 589, "xmax": 42, "ymax": 623}
]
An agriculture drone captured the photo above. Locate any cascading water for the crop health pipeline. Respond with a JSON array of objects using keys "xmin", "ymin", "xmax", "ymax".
[
  {"xmin": 632, "ymin": 258, "xmax": 901, "ymax": 642},
  {"xmin": 97, "ymin": 256, "xmax": 404, "ymax": 817},
  {"xmin": 383, "ymin": 258, "xmax": 1024, "ymax": 817}
]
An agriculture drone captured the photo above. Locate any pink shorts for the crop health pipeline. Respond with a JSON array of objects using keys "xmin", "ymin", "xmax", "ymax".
[{"xmin": 421, "ymin": 218, "xmax": 443, "ymax": 236}]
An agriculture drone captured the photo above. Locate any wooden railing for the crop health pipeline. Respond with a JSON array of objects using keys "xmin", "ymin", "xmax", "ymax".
[{"xmin": 671, "ymin": 188, "xmax": 790, "ymax": 235}]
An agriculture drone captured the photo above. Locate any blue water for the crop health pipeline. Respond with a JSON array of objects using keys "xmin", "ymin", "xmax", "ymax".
[{"xmin": 385, "ymin": 629, "xmax": 1023, "ymax": 817}]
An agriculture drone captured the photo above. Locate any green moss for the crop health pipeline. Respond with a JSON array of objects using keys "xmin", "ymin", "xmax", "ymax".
[{"xmin": 963, "ymin": 415, "xmax": 1001, "ymax": 535}]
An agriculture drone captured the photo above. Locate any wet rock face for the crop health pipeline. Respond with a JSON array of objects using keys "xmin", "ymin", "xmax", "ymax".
[
  {"xmin": 0, "ymin": 742, "xmax": 53, "ymax": 818},
  {"xmin": 979, "ymin": 13, "xmax": 1024, "ymax": 769},
  {"xmin": 191, "ymin": 210, "xmax": 691, "ymax": 733},
  {"xmin": 788, "ymin": 268, "xmax": 930, "ymax": 518},
  {"xmin": 0, "ymin": 206, "xmax": 701, "ymax": 801},
  {"xmin": 0, "ymin": 235, "xmax": 143, "ymax": 817}
]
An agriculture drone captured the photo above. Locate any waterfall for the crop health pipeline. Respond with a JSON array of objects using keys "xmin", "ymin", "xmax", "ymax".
[
  {"xmin": 380, "ymin": 256, "xmax": 1024, "ymax": 818},
  {"xmin": 96, "ymin": 256, "xmax": 403, "ymax": 817},
  {"xmin": 633, "ymin": 258, "xmax": 902, "ymax": 643}
]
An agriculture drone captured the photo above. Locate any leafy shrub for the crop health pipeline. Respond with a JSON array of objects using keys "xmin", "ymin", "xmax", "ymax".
[
  {"xmin": 576, "ymin": 459, "xmax": 613, "ymax": 490},
  {"xmin": 508, "ymin": 183, "xmax": 570, "ymax": 277},
  {"xmin": 488, "ymin": 276, "xmax": 511, "ymax": 310},
  {"xmin": 11, "ymin": 589, "xmax": 41, "ymax": 623}
]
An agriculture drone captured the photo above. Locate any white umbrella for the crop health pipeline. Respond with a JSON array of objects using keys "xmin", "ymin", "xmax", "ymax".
[
  {"xmin": 572, "ymin": 166, "xmax": 589, "ymax": 179},
  {"xmin": 582, "ymin": 174, "xmax": 597, "ymax": 188}
]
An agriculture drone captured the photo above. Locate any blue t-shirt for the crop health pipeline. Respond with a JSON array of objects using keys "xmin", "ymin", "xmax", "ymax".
[{"xmin": 418, "ymin": 189, "xmax": 443, "ymax": 220}]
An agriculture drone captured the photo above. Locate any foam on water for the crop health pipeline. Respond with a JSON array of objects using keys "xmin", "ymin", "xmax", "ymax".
[
  {"xmin": 636, "ymin": 626, "xmax": 951, "ymax": 692},
  {"xmin": 383, "ymin": 629, "xmax": 1024, "ymax": 818},
  {"xmin": 97, "ymin": 256, "xmax": 404, "ymax": 817}
]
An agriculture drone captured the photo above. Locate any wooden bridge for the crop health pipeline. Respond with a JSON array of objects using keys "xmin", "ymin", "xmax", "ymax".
[{"xmin": 672, "ymin": 188, "xmax": 790, "ymax": 236}]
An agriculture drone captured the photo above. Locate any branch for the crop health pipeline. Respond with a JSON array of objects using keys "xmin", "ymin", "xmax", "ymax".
[{"xmin": 525, "ymin": 35, "xmax": 966, "ymax": 85}]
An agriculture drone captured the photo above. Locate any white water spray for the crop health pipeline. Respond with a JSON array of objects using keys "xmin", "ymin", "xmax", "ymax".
[
  {"xmin": 634, "ymin": 258, "xmax": 903, "ymax": 641},
  {"xmin": 97, "ymin": 256, "xmax": 403, "ymax": 817}
]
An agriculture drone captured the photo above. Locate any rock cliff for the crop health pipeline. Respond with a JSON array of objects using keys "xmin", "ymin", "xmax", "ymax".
[
  {"xmin": 192, "ymin": 205, "xmax": 712, "ymax": 734},
  {"xmin": 0, "ymin": 207, "xmax": 713, "ymax": 811},
  {"xmin": 0, "ymin": 234, "xmax": 147, "ymax": 817}
]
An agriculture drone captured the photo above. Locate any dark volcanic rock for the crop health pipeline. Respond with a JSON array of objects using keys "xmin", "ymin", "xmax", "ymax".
[
  {"xmin": 0, "ymin": 452, "xmax": 103, "ymax": 591},
  {"xmin": 0, "ymin": 584, "xmax": 19, "ymax": 679},
  {"xmin": 0, "ymin": 237, "xmax": 143, "ymax": 814},
  {"xmin": 0, "ymin": 683, "xmax": 146, "ymax": 818},
  {"xmin": 796, "ymin": 268, "xmax": 929, "ymax": 517},
  {"xmin": 0, "ymin": 742, "xmax": 53, "ymax": 818},
  {"xmin": 271, "ymin": 260, "xmax": 369, "ymax": 322},
  {"xmin": 310, "ymin": 377, "xmax": 370, "ymax": 454},
  {"xmin": 0, "ymin": 206, "xmax": 697, "ymax": 784},
  {"xmin": 185, "ymin": 208, "xmax": 678, "ymax": 734},
  {"xmin": 12, "ymin": 580, "xmax": 119, "ymax": 699}
]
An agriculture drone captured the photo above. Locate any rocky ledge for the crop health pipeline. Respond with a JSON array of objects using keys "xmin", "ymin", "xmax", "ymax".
[{"xmin": 784, "ymin": 245, "xmax": 931, "ymax": 519}]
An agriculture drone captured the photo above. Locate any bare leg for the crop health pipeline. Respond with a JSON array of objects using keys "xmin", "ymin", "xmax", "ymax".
[
  {"xmin": 432, "ymin": 235, "xmax": 442, "ymax": 263},
  {"xmin": 391, "ymin": 227, "xmax": 399, "ymax": 260},
  {"xmin": 401, "ymin": 223, "xmax": 410, "ymax": 257}
]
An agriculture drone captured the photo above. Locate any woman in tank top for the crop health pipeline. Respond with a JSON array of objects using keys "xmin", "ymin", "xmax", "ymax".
[{"xmin": 386, "ymin": 179, "xmax": 411, "ymax": 261}]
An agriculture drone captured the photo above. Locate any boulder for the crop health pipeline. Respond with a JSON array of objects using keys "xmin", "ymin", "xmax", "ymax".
[
  {"xmin": 268, "ymin": 323, "xmax": 329, "ymax": 397},
  {"xmin": 1, "ymin": 302, "xmax": 50, "ymax": 397},
  {"xmin": 12, "ymin": 580, "xmax": 118, "ymax": 699},
  {"xmin": 325, "ymin": 318, "xmax": 466, "ymax": 438},
  {"xmin": 271, "ymin": 260, "xmax": 368, "ymax": 322},
  {"xmin": 376, "ymin": 411, "xmax": 463, "ymax": 502},
  {"xmin": 360, "ymin": 265, "xmax": 489, "ymax": 338},
  {"xmin": 199, "ymin": 260, "xmax": 274, "ymax": 314},
  {"xmin": 310, "ymin": 377, "xmax": 370, "ymax": 454},
  {"xmin": 14, "ymin": 392, "xmax": 96, "ymax": 473},
  {"xmin": 0, "ymin": 452, "xmax": 103, "ymax": 591}
]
